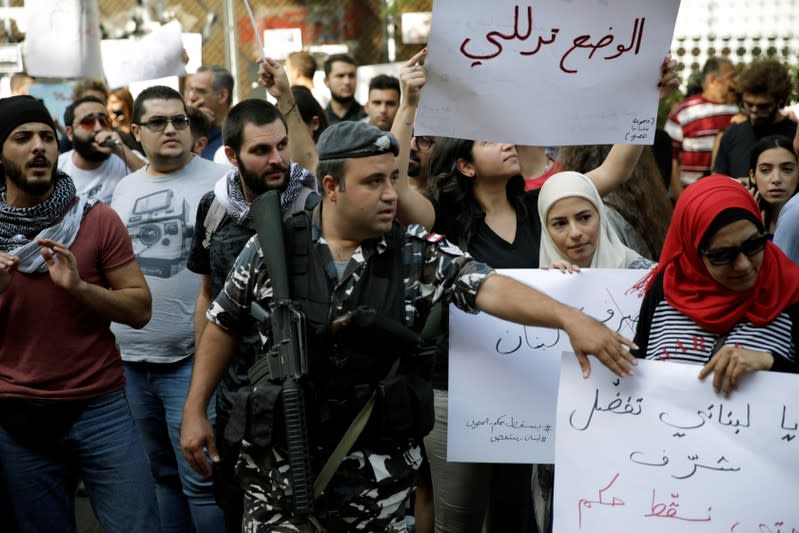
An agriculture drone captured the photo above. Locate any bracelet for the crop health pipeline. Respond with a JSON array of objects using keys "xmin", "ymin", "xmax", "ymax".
[{"xmin": 283, "ymin": 102, "xmax": 297, "ymax": 116}]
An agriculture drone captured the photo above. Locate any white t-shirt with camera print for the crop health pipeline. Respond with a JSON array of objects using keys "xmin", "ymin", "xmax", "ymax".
[{"xmin": 110, "ymin": 155, "xmax": 228, "ymax": 364}]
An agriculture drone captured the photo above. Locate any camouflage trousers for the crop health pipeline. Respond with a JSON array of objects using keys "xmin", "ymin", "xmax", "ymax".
[{"xmin": 238, "ymin": 440, "xmax": 422, "ymax": 532}]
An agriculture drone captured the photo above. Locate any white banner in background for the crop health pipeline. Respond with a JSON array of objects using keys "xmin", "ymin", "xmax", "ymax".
[
  {"xmin": 24, "ymin": 0, "xmax": 104, "ymax": 79},
  {"xmin": 416, "ymin": 0, "xmax": 681, "ymax": 146},
  {"xmin": 102, "ymin": 21, "xmax": 188, "ymax": 89},
  {"xmin": 554, "ymin": 355, "xmax": 799, "ymax": 532},
  {"xmin": 448, "ymin": 268, "xmax": 646, "ymax": 464}
]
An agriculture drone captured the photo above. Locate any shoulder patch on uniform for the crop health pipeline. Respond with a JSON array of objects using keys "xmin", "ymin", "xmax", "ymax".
[{"xmin": 425, "ymin": 232, "xmax": 445, "ymax": 243}]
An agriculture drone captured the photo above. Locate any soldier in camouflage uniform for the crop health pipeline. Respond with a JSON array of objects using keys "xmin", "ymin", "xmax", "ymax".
[{"xmin": 182, "ymin": 121, "xmax": 638, "ymax": 532}]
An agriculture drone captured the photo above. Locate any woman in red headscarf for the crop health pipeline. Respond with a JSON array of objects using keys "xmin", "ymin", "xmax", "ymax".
[{"xmin": 633, "ymin": 174, "xmax": 799, "ymax": 396}]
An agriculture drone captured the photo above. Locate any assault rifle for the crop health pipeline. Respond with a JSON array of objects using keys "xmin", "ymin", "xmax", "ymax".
[{"xmin": 249, "ymin": 190, "xmax": 314, "ymax": 518}]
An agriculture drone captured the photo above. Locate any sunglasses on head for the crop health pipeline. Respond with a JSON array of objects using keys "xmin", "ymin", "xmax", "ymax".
[
  {"xmin": 138, "ymin": 115, "xmax": 191, "ymax": 132},
  {"xmin": 700, "ymin": 233, "xmax": 769, "ymax": 266},
  {"xmin": 76, "ymin": 114, "xmax": 111, "ymax": 131}
]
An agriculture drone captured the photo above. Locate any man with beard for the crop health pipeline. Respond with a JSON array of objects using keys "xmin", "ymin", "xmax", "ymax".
[
  {"xmin": 180, "ymin": 57, "xmax": 318, "ymax": 532},
  {"xmin": 714, "ymin": 59, "xmax": 798, "ymax": 180},
  {"xmin": 0, "ymin": 95, "xmax": 158, "ymax": 531},
  {"xmin": 323, "ymin": 53, "xmax": 367, "ymax": 125},
  {"xmin": 58, "ymin": 95, "xmax": 145, "ymax": 203},
  {"xmin": 109, "ymin": 85, "xmax": 228, "ymax": 532}
]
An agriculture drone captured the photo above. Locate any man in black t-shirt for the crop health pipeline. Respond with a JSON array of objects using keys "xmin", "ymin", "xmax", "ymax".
[{"xmin": 714, "ymin": 59, "xmax": 798, "ymax": 180}]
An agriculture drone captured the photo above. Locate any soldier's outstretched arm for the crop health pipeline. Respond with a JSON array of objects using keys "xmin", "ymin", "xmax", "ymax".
[
  {"xmin": 181, "ymin": 321, "xmax": 238, "ymax": 477},
  {"xmin": 474, "ymin": 273, "xmax": 637, "ymax": 379}
]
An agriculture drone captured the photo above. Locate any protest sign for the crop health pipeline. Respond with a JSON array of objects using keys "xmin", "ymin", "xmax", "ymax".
[
  {"xmin": 24, "ymin": 0, "xmax": 104, "ymax": 79},
  {"xmin": 102, "ymin": 21, "xmax": 188, "ymax": 89},
  {"xmin": 416, "ymin": 0, "xmax": 681, "ymax": 145},
  {"xmin": 448, "ymin": 268, "xmax": 646, "ymax": 463},
  {"xmin": 554, "ymin": 355, "xmax": 799, "ymax": 532},
  {"xmin": 29, "ymin": 81, "xmax": 75, "ymax": 124}
]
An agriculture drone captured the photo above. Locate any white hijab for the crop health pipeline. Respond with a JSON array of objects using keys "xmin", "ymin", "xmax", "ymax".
[{"xmin": 537, "ymin": 171, "xmax": 642, "ymax": 268}]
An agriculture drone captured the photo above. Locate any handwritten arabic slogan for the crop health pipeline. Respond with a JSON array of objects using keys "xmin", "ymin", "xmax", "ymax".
[
  {"xmin": 554, "ymin": 356, "xmax": 799, "ymax": 533},
  {"xmin": 415, "ymin": 0, "xmax": 680, "ymax": 146},
  {"xmin": 448, "ymin": 268, "xmax": 645, "ymax": 464}
]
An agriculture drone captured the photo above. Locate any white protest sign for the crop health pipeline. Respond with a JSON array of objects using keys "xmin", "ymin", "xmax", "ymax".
[
  {"xmin": 448, "ymin": 268, "xmax": 645, "ymax": 463},
  {"xmin": 24, "ymin": 0, "xmax": 104, "ymax": 79},
  {"xmin": 417, "ymin": 0, "xmax": 681, "ymax": 146},
  {"xmin": 554, "ymin": 355, "xmax": 799, "ymax": 532},
  {"xmin": 102, "ymin": 21, "xmax": 188, "ymax": 89}
]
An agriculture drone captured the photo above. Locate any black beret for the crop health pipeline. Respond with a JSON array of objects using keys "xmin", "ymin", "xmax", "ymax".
[
  {"xmin": 317, "ymin": 120, "xmax": 399, "ymax": 161},
  {"xmin": 0, "ymin": 96, "xmax": 56, "ymax": 148}
]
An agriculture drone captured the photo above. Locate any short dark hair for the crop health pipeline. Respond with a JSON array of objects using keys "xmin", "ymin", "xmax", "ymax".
[
  {"xmin": 64, "ymin": 95, "xmax": 105, "ymax": 126},
  {"xmin": 323, "ymin": 54, "xmax": 356, "ymax": 77},
  {"xmin": 132, "ymin": 85, "xmax": 187, "ymax": 124},
  {"xmin": 71, "ymin": 78, "xmax": 109, "ymax": 102},
  {"xmin": 197, "ymin": 65, "xmax": 234, "ymax": 106},
  {"xmin": 291, "ymin": 86, "xmax": 328, "ymax": 142},
  {"xmin": 737, "ymin": 59, "xmax": 793, "ymax": 106},
  {"xmin": 222, "ymin": 99, "xmax": 286, "ymax": 153},
  {"xmin": 702, "ymin": 57, "xmax": 733, "ymax": 80},
  {"xmin": 316, "ymin": 158, "xmax": 348, "ymax": 196},
  {"xmin": 186, "ymin": 106, "xmax": 211, "ymax": 141},
  {"xmin": 287, "ymin": 51, "xmax": 317, "ymax": 79},
  {"xmin": 368, "ymin": 74, "xmax": 400, "ymax": 96}
]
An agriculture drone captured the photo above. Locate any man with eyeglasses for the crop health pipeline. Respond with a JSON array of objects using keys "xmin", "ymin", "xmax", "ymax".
[
  {"xmin": 58, "ymin": 96, "xmax": 145, "ymax": 204},
  {"xmin": 714, "ymin": 59, "xmax": 798, "ymax": 180},
  {"xmin": 184, "ymin": 65, "xmax": 234, "ymax": 162},
  {"xmin": 109, "ymin": 85, "xmax": 228, "ymax": 532},
  {"xmin": 665, "ymin": 57, "xmax": 739, "ymax": 198}
]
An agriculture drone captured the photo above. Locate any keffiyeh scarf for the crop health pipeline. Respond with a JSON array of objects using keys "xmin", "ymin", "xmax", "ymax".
[
  {"xmin": 0, "ymin": 172, "xmax": 96, "ymax": 273},
  {"xmin": 213, "ymin": 163, "xmax": 316, "ymax": 225}
]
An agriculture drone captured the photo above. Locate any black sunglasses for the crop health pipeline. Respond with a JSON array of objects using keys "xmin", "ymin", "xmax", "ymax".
[
  {"xmin": 138, "ymin": 115, "xmax": 190, "ymax": 132},
  {"xmin": 700, "ymin": 234, "xmax": 769, "ymax": 266}
]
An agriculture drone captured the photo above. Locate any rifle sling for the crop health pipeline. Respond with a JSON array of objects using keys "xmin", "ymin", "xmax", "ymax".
[{"xmin": 312, "ymin": 357, "xmax": 401, "ymax": 499}]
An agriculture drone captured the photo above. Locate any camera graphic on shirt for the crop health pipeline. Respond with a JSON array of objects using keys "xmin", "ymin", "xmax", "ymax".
[{"xmin": 127, "ymin": 189, "xmax": 193, "ymax": 278}]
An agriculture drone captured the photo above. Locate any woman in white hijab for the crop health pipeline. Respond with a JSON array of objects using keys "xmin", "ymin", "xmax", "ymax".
[
  {"xmin": 532, "ymin": 171, "xmax": 651, "ymax": 533},
  {"xmin": 538, "ymin": 171, "xmax": 652, "ymax": 270}
]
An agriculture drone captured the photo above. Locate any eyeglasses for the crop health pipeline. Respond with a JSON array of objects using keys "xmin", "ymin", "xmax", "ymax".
[
  {"xmin": 138, "ymin": 115, "xmax": 191, "ymax": 132},
  {"xmin": 700, "ymin": 233, "xmax": 768, "ymax": 266},
  {"xmin": 109, "ymin": 108, "xmax": 126, "ymax": 118},
  {"xmin": 414, "ymin": 136, "xmax": 435, "ymax": 151},
  {"xmin": 741, "ymin": 99, "xmax": 776, "ymax": 115},
  {"xmin": 76, "ymin": 114, "xmax": 111, "ymax": 131}
]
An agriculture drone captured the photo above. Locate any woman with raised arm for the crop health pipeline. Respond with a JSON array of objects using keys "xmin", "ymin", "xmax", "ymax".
[{"xmin": 390, "ymin": 50, "xmax": 678, "ymax": 533}]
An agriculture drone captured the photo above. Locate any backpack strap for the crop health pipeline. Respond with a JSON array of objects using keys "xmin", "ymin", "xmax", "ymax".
[{"xmin": 201, "ymin": 198, "xmax": 228, "ymax": 249}]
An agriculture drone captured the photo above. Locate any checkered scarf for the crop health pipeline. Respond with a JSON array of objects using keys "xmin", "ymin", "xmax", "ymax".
[{"xmin": 0, "ymin": 172, "xmax": 96, "ymax": 273}]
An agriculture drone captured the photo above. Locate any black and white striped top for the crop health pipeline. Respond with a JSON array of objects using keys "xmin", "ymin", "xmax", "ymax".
[
  {"xmin": 645, "ymin": 301, "xmax": 794, "ymax": 364},
  {"xmin": 633, "ymin": 272, "xmax": 799, "ymax": 371}
]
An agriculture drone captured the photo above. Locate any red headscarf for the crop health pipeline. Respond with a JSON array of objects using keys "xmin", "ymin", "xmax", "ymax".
[{"xmin": 641, "ymin": 174, "xmax": 799, "ymax": 334}]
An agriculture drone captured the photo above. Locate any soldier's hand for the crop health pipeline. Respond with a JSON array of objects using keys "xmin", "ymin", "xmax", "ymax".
[
  {"xmin": 562, "ymin": 309, "xmax": 637, "ymax": 378},
  {"xmin": 180, "ymin": 411, "xmax": 218, "ymax": 478}
]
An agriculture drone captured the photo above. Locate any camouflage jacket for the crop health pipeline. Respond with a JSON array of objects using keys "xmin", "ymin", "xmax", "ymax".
[{"xmin": 207, "ymin": 207, "xmax": 494, "ymax": 343}]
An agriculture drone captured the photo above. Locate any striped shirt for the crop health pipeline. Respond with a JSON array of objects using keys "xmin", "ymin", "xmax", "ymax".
[
  {"xmin": 665, "ymin": 95, "xmax": 738, "ymax": 185},
  {"xmin": 644, "ymin": 299, "xmax": 795, "ymax": 365}
]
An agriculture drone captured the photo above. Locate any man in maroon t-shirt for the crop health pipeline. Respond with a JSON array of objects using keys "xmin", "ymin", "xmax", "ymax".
[{"xmin": 0, "ymin": 96, "xmax": 158, "ymax": 532}]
